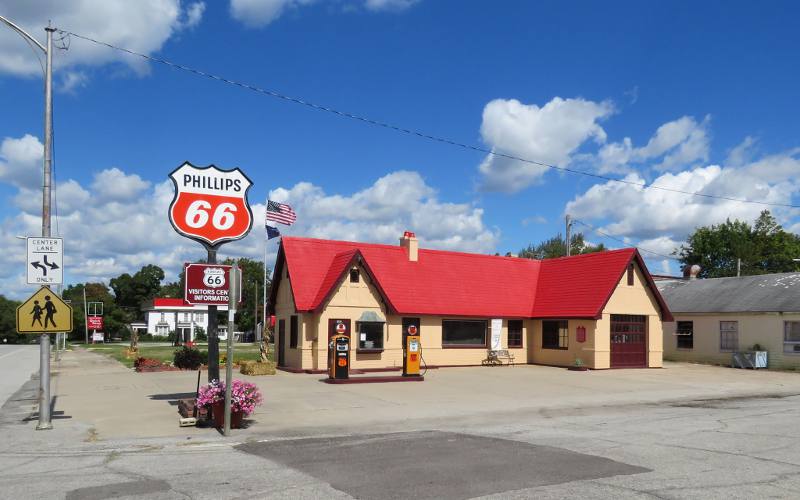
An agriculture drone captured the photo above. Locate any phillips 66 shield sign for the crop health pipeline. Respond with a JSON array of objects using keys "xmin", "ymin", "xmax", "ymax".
[{"xmin": 168, "ymin": 162, "xmax": 254, "ymax": 248}]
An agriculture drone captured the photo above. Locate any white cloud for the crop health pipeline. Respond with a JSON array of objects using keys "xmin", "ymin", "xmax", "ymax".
[
  {"xmin": 58, "ymin": 70, "xmax": 89, "ymax": 93},
  {"xmin": 269, "ymin": 170, "xmax": 498, "ymax": 253},
  {"xmin": 229, "ymin": 0, "xmax": 419, "ymax": 28},
  {"xmin": 90, "ymin": 168, "xmax": 151, "ymax": 202},
  {"xmin": 477, "ymin": 97, "xmax": 614, "ymax": 192},
  {"xmin": 566, "ymin": 158, "xmax": 800, "ymax": 248},
  {"xmin": 0, "ymin": 1, "xmax": 206, "ymax": 77},
  {"xmin": 726, "ymin": 136, "xmax": 757, "ymax": 167},
  {"xmin": 364, "ymin": 0, "xmax": 419, "ymax": 11},
  {"xmin": 0, "ymin": 138, "xmax": 496, "ymax": 298},
  {"xmin": 597, "ymin": 115, "xmax": 710, "ymax": 174},
  {"xmin": 0, "ymin": 134, "xmax": 43, "ymax": 190}
]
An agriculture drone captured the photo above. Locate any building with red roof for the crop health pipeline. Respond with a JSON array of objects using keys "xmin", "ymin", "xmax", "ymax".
[
  {"xmin": 135, "ymin": 297, "xmax": 229, "ymax": 342},
  {"xmin": 268, "ymin": 232, "xmax": 672, "ymax": 371}
]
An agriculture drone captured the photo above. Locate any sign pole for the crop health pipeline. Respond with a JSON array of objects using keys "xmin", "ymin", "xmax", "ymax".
[
  {"xmin": 223, "ymin": 264, "xmax": 239, "ymax": 436},
  {"xmin": 206, "ymin": 247, "xmax": 219, "ymax": 382},
  {"xmin": 36, "ymin": 25, "xmax": 55, "ymax": 432}
]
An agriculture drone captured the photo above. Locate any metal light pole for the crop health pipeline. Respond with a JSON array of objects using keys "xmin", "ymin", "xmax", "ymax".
[
  {"xmin": 0, "ymin": 16, "xmax": 55, "ymax": 431},
  {"xmin": 224, "ymin": 264, "xmax": 240, "ymax": 436}
]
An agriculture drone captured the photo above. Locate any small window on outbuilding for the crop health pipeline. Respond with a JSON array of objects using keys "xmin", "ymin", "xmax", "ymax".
[
  {"xmin": 542, "ymin": 320, "xmax": 568, "ymax": 349},
  {"xmin": 627, "ymin": 263, "xmax": 635, "ymax": 286},
  {"xmin": 784, "ymin": 321, "xmax": 800, "ymax": 354},
  {"xmin": 676, "ymin": 321, "xmax": 693, "ymax": 349},
  {"xmin": 289, "ymin": 315, "xmax": 299, "ymax": 348},
  {"xmin": 350, "ymin": 268, "xmax": 360, "ymax": 283}
]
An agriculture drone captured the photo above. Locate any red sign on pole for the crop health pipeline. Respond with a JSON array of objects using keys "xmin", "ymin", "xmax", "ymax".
[
  {"xmin": 184, "ymin": 263, "xmax": 242, "ymax": 305},
  {"xmin": 168, "ymin": 162, "xmax": 253, "ymax": 248},
  {"xmin": 87, "ymin": 316, "xmax": 103, "ymax": 330}
]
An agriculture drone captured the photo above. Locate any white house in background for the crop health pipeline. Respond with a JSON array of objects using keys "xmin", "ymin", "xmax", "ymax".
[{"xmin": 137, "ymin": 298, "xmax": 228, "ymax": 342}]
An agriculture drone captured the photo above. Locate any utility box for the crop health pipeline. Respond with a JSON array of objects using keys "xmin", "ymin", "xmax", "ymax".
[{"xmin": 732, "ymin": 351, "xmax": 768, "ymax": 369}]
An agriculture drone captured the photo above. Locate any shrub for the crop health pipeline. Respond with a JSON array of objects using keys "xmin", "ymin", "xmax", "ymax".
[
  {"xmin": 174, "ymin": 346, "xmax": 205, "ymax": 369},
  {"xmin": 134, "ymin": 357, "xmax": 170, "ymax": 372},
  {"xmin": 239, "ymin": 360, "xmax": 276, "ymax": 376}
]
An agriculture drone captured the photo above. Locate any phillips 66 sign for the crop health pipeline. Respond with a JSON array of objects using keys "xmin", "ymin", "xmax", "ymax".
[{"xmin": 168, "ymin": 162, "xmax": 254, "ymax": 248}]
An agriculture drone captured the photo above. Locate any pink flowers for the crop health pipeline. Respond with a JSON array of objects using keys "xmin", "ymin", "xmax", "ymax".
[{"xmin": 197, "ymin": 379, "xmax": 263, "ymax": 416}]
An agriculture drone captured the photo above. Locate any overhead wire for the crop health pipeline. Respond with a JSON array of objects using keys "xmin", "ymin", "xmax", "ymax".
[
  {"xmin": 56, "ymin": 29, "xmax": 800, "ymax": 210},
  {"xmin": 572, "ymin": 218, "xmax": 679, "ymax": 261}
]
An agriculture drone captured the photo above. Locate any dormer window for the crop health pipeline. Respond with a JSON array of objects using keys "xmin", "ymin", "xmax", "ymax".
[{"xmin": 350, "ymin": 268, "xmax": 360, "ymax": 283}]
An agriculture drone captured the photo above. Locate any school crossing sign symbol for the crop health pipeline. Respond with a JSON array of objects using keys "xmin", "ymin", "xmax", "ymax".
[
  {"xmin": 16, "ymin": 286, "xmax": 73, "ymax": 334},
  {"xmin": 168, "ymin": 162, "xmax": 254, "ymax": 248}
]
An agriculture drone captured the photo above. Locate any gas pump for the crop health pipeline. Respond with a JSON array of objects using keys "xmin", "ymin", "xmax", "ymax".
[
  {"xmin": 403, "ymin": 324, "xmax": 421, "ymax": 377},
  {"xmin": 328, "ymin": 334, "xmax": 350, "ymax": 379}
]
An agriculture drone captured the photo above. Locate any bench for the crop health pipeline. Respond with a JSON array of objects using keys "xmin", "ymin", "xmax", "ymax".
[{"xmin": 482, "ymin": 349, "xmax": 515, "ymax": 366}]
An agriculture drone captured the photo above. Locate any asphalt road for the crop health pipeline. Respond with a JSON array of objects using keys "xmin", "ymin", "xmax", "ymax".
[{"xmin": 0, "ymin": 344, "xmax": 39, "ymax": 407}]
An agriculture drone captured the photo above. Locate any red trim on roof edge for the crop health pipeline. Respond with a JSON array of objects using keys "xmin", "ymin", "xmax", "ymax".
[{"xmin": 592, "ymin": 250, "xmax": 673, "ymax": 322}]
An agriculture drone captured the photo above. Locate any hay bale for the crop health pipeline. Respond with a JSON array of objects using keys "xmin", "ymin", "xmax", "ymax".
[{"xmin": 239, "ymin": 360, "xmax": 276, "ymax": 376}]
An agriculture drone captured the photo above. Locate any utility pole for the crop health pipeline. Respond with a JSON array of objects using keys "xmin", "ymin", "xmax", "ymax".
[
  {"xmin": 0, "ymin": 16, "xmax": 56, "ymax": 430},
  {"xmin": 565, "ymin": 214, "xmax": 573, "ymax": 257},
  {"xmin": 83, "ymin": 286, "xmax": 89, "ymax": 344}
]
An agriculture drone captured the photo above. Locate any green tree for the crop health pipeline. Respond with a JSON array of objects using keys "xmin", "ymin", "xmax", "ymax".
[
  {"xmin": 678, "ymin": 210, "xmax": 800, "ymax": 278},
  {"xmin": 0, "ymin": 295, "xmax": 22, "ymax": 344},
  {"xmin": 63, "ymin": 283, "xmax": 130, "ymax": 341},
  {"xmin": 221, "ymin": 257, "xmax": 271, "ymax": 335},
  {"xmin": 109, "ymin": 264, "xmax": 165, "ymax": 311},
  {"xmin": 519, "ymin": 233, "xmax": 607, "ymax": 260}
]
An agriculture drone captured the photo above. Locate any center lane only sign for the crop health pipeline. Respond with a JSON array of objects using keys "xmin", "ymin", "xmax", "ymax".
[{"xmin": 168, "ymin": 162, "xmax": 254, "ymax": 248}]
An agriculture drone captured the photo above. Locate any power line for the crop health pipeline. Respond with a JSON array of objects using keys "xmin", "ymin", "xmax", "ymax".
[
  {"xmin": 60, "ymin": 29, "xmax": 800, "ymax": 210},
  {"xmin": 572, "ymin": 218, "xmax": 680, "ymax": 261}
]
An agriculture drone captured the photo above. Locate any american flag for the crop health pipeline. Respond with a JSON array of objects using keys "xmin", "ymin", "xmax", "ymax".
[{"xmin": 266, "ymin": 200, "xmax": 297, "ymax": 225}]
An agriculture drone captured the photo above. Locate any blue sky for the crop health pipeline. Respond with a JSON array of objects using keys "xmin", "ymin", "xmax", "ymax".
[{"xmin": 1, "ymin": 0, "xmax": 799, "ymax": 297}]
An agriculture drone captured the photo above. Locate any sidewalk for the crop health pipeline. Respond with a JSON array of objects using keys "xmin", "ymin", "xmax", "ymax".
[{"xmin": 49, "ymin": 347, "xmax": 800, "ymax": 442}]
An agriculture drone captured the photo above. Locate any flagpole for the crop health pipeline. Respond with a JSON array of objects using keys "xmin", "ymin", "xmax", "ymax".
[{"xmin": 262, "ymin": 197, "xmax": 268, "ymax": 344}]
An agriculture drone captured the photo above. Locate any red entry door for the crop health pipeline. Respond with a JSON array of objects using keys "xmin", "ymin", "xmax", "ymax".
[
  {"xmin": 327, "ymin": 319, "xmax": 351, "ymax": 368},
  {"xmin": 610, "ymin": 314, "xmax": 647, "ymax": 368}
]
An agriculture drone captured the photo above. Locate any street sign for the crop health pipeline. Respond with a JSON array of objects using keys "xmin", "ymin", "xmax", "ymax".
[
  {"xmin": 168, "ymin": 162, "xmax": 253, "ymax": 248},
  {"xmin": 184, "ymin": 263, "xmax": 242, "ymax": 305},
  {"xmin": 16, "ymin": 286, "xmax": 73, "ymax": 334},
  {"xmin": 87, "ymin": 316, "xmax": 104, "ymax": 330},
  {"xmin": 26, "ymin": 237, "xmax": 63, "ymax": 285}
]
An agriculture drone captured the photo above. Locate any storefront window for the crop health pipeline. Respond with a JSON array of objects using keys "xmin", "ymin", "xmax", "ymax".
[
  {"xmin": 358, "ymin": 322, "xmax": 383, "ymax": 350},
  {"xmin": 508, "ymin": 320, "xmax": 523, "ymax": 348},
  {"xmin": 543, "ymin": 320, "xmax": 568, "ymax": 349},
  {"xmin": 784, "ymin": 321, "xmax": 800, "ymax": 354},
  {"xmin": 442, "ymin": 320, "xmax": 487, "ymax": 347}
]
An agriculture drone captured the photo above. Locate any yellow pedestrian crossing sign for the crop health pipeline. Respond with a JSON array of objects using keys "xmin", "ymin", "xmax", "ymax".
[{"xmin": 16, "ymin": 286, "xmax": 73, "ymax": 334}]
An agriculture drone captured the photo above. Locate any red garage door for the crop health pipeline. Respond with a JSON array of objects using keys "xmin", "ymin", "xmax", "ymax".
[{"xmin": 610, "ymin": 314, "xmax": 647, "ymax": 368}]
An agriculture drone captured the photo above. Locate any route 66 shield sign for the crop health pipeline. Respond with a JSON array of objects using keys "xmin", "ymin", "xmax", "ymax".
[{"xmin": 168, "ymin": 162, "xmax": 254, "ymax": 248}]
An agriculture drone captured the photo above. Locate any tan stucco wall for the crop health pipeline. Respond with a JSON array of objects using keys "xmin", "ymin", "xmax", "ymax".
[
  {"xmin": 663, "ymin": 312, "xmax": 800, "ymax": 369},
  {"xmin": 528, "ymin": 319, "xmax": 599, "ymax": 368},
  {"xmin": 600, "ymin": 263, "xmax": 665, "ymax": 368},
  {"xmin": 274, "ymin": 257, "xmax": 667, "ymax": 370}
]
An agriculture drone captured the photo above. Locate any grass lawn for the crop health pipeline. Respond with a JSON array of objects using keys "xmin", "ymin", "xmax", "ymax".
[{"xmin": 74, "ymin": 342, "xmax": 274, "ymax": 368}]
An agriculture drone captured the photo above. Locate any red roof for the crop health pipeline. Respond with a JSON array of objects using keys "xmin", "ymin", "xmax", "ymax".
[
  {"xmin": 270, "ymin": 237, "xmax": 672, "ymax": 320},
  {"xmin": 152, "ymin": 298, "xmax": 187, "ymax": 307}
]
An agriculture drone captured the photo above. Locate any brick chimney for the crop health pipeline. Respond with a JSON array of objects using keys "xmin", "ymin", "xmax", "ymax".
[{"xmin": 400, "ymin": 231, "xmax": 418, "ymax": 262}]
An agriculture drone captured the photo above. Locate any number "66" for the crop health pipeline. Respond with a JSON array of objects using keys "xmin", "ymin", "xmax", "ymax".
[{"xmin": 185, "ymin": 200, "xmax": 238, "ymax": 230}]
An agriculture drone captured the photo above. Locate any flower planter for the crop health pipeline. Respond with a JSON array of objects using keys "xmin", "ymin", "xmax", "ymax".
[
  {"xmin": 568, "ymin": 366, "xmax": 588, "ymax": 371},
  {"xmin": 211, "ymin": 401, "xmax": 244, "ymax": 429}
]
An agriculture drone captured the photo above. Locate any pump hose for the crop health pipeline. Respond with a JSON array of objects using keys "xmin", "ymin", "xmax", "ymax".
[{"xmin": 420, "ymin": 349, "xmax": 428, "ymax": 377}]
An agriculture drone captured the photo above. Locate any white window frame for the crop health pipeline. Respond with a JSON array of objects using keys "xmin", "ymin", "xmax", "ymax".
[
  {"xmin": 719, "ymin": 321, "xmax": 738, "ymax": 352},
  {"xmin": 784, "ymin": 321, "xmax": 800, "ymax": 355}
]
